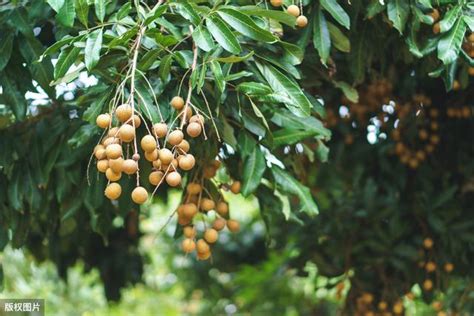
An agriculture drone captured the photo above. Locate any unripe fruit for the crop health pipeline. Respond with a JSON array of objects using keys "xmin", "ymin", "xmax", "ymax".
[
  {"xmin": 287, "ymin": 4, "xmax": 300, "ymax": 17},
  {"xmin": 97, "ymin": 160, "xmax": 109, "ymax": 173},
  {"xmin": 204, "ymin": 228, "xmax": 218, "ymax": 244},
  {"xmin": 177, "ymin": 140, "xmax": 190, "ymax": 153},
  {"xmin": 106, "ymin": 168, "xmax": 122, "ymax": 181},
  {"xmin": 170, "ymin": 96, "xmax": 185, "ymax": 110},
  {"xmin": 227, "ymin": 219, "xmax": 240, "ymax": 232},
  {"xmin": 186, "ymin": 183, "xmax": 202, "ymax": 195},
  {"xmin": 213, "ymin": 218, "xmax": 226, "ymax": 231},
  {"xmin": 200, "ymin": 198, "xmax": 215, "ymax": 211},
  {"xmin": 119, "ymin": 124, "xmax": 135, "ymax": 142},
  {"xmin": 230, "ymin": 181, "xmax": 241, "ymax": 194},
  {"xmin": 106, "ymin": 144, "xmax": 122, "ymax": 159},
  {"xmin": 94, "ymin": 146, "xmax": 106, "ymax": 160},
  {"xmin": 189, "ymin": 114, "xmax": 204, "ymax": 125},
  {"xmin": 423, "ymin": 279, "xmax": 433, "ymax": 291},
  {"xmin": 216, "ymin": 202, "xmax": 229, "ymax": 216},
  {"xmin": 96, "ymin": 113, "xmax": 111, "ymax": 128},
  {"xmin": 115, "ymin": 104, "xmax": 133, "ymax": 122},
  {"xmin": 107, "ymin": 127, "xmax": 119, "ymax": 137},
  {"xmin": 122, "ymin": 159, "xmax": 138, "ymax": 175},
  {"xmin": 131, "ymin": 186, "xmax": 148, "ymax": 204},
  {"xmin": 182, "ymin": 238, "xmax": 196, "ymax": 253},
  {"xmin": 127, "ymin": 114, "xmax": 141, "ymax": 127},
  {"xmin": 166, "ymin": 172, "xmax": 182, "ymax": 187},
  {"xmin": 145, "ymin": 149, "xmax": 159, "ymax": 162},
  {"xmin": 186, "ymin": 122, "xmax": 202, "ymax": 138},
  {"xmin": 444, "ymin": 262, "xmax": 454, "ymax": 272},
  {"xmin": 105, "ymin": 182, "xmax": 122, "ymax": 200},
  {"xmin": 270, "ymin": 0, "xmax": 283, "ymax": 7},
  {"xmin": 196, "ymin": 239, "xmax": 210, "ymax": 254},
  {"xmin": 159, "ymin": 148, "xmax": 174, "ymax": 165},
  {"xmin": 179, "ymin": 154, "xmax": 195, "ymax": 171},
  {"xmin": 109, "ymin": 157, "xmax": 124, "ymax": 173},
  {"xmin": 183, "ymin": 226, "xmax": 196, "ymax": 238},
  {"xmin": 296, "ymin": 15, "xmax": 308, "ymax": 28},
  {"xmin": 183, "ymin": 203, "xmax": 198, "ymax": 218},
  {"xmin": 153, "ymin": 123, "xmax": 168, "ymax": 138},
  {"xmin": 149, "ymin": 171, "xmax": 164, "ymax": 186},
  {"xmin": 168, "ymin": 129, "xmax": 184, "ymax": 146},
  {"xmin": 141, "ymin": 135, "xmax": 157, "ymax": 152}
]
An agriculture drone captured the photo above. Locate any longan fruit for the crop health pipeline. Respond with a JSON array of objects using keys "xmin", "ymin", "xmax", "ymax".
[
  {"xmin": 432, "ymin": 301, "xmax": 442, "ymax": 311},
  {"xmin": 109, "ymin": 157, "xmax": 124, "ymax": 173},
  {"xmin": 423, "ymin": 279, "xmax": 433, "ymax": 291},
  {"xmin": 200, "ymin": 198, "xmax": 215, "ymax": 211},
  {"xmin": 444, "ymin": 262, "xmax": 454, "ymax": 272},
  {"xmin": 115, "ymin": 104, "xmax": 133, "ymax": 122},
  {"xmin": 96, "ymin": 113, "xmax": 111, "ymax": 128},
  {"xmin": 196, "ymin": 239, "xmax": 210, "ymax": 254},
  {"xmin": 462, "ymin": 106, "xmax": 471, "ymax": 117},
  {"xmin": 393, "ymin": 302, "xmax": 403, "ymax": 314},
  {"xmin": 227, "ymin": 219, "xmax": 240, "ymax": 232},
  {"xmin": 230, "ymin": 181, "xmax": 241, "ymax": 194},
  {"xmin": 127, "ymin": 114, "xmax": 141, "ymax": 127},
  {"xmin": 180, "ymin": 106, "xmax": 193, "ymax": 121},
  {"xmin": 132, "ymin": 153, "xmax": 140, "ymax": 161},
  {"xmin": 211, "ymin": 160, "xmax": 221, "ymax": 170},
  {"xmin": 152, "ymin": 159, "xmax": 162, "ymax": 169},
  {"xmin": 105, "ymin": 182, "xmax": 121, "ymax": 200},
  {"xmin": 179, "ymin": 154, "xmax": 195, "ymax": 171},
  {"xmin": 107, "ymin": 127, "xmax": 119, "ymax": 137},
  {"xmin": 186, "ymin": 183, "xmax": 201, "ymax": 195},
  {"xmin": 423, "ymin": 238, "xmax": 434, "ymax": 249},
  {"xmin": 425, "ymin": 261, "xmax": 436, "ymax": 272},
  {"xmin": 189, "ymin": 114, "xmax": 204, "ymax": 125},
  {"xmin": 197, "ymin": 249, "xmax": 211, "ymax": 260},
  {"xmin": 94, "ymin": 145, "xmax": 106, "ymax": 160},
  {"xmin": 141, "ymin": 135, "xmax": 157, "ymax": 152},
  {"xmin": 362, "ymin": 293, "xmax": 373, "ymax": 304},
  {"xmin": 97, "ymin": 160, "xmax": 108, "ymax": 173},
  {"xmin": 159, "ymin": 148, "xmax": 174, "ymax": 165},
  {"xmin": 106, "ymin": 144, "xmax": 122, "ymax": 159},
  {"xmin": 168, "ymin": 129, "xmax": 184, "ymax": 146},
  {"xmin": 166, "ymin": 172, "xmax": 182, "ymax": 187},
  {"xmin": 103, "ymin": 136, "xmax": 119, "ymax": 147},
  {"xmin": 170, "ymin": 158, "xmax": 179, "ymax": 170},
  {"xmin": 469, "ymin": 33, "xmax": 474, "ymax": 42},
  {"xmin": 296, "ymin": 15, "xmax": 308, "ymax": 28},
  {"xmin": 469, "ymin": 67, "xmax": 474, "ymax": 76},
  {"xmin": 131, "ymin": 186, "xmax": 148, "ymax": 204},
  {"xmin": 429, "ymin": 8, "xmax": 440, "ymax": 22},
  {"xmin": 204, "ymin": 228, "xmax": 218, "ymax": 244},
  {"xmin": 212, "ymin": 218, "xmax": 226, "ymax": 231},
  {"xmin": 177, "ymin": 140, "xmax": 190, "ymax": 153},
  {"xmin": 452, "ymin": 80, "xmax": 461, "ymax": 90},
  {"xmin": 203, "ymin": 166, "xmax": 216, "ymax": 179},
  {"xmin": 170, "ymin": 96, "xmax": 185, "ymax": 110},
  {"xmin": 287, "ymin": 4, "xmax": 300, "ymax": 17},
  {"xmin": 216, "ymin": 202, "xmax": 229, "ymax": 216},
  {"xmin": 149, "ymin": 171, "xmax": 164, "ymax": 186},
  {"xmin": 178, "ymin": 215, "xmax": 191, "ymax": 226},
  {"xmin": 433, "ymin": 22, "xmax": 440, "ymax": 34},
  {"xmin": 144, "ymin": 149, "xmax": 159, "ymax": 162},
  {"xmin": 106, "ymin": 168, "xmax": 122, "ymax": 181},
  {"xmin": 182, "ymin": 238, "xmax": 196, "ymax": 253},
  {"xmin": 419, "ymin": 129, "xmax": 429, "ymax": 140},
  {"xmin": 183, "ymin": 203, "xmax": 198, "ymax": 218},
  {"xmin": 119, "ymin": 124, "xmax": 135, "ymax": 142},
  {"xmin": 270, "ymin": 0, "xmax": 283, "ymax": 7},
  {"xmin": 186, "ymin": 122, "xmax": 202, "ymax": 138},
  {"xmin": 153, "ymin": 122, "xmax": 168, "ymax": 138},
  {"xmin": 378, "ymin": 301, "xmax": 387, "ymax": 311},
  {"xmin": 122, "ymin": 159, "xmax": 138, "ymax": 175},
  {"xmin": 183, "ymin": 226, "xmax": 196, "ymax": 238}
]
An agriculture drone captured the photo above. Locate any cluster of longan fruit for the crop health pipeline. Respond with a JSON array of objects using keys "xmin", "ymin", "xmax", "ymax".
[
  {"xmin": 177, "ymin": 164, "xmax": 242, "ymax": 260},
  {"xmin": 354, "ymin": 292, "xmax": 405, "ymax": 316},
  {"xmin": 446, "ymin": 106, "xmax": 472, "ymax": 119},
  {"xmin": 94, "ymin": 95, "xmax": 204, "ymax": 204},
  {"xmin": 418, "ymin": 237, "xmax": 454, "ymax": 293},
  {"xmin": 270, "ymin": 0, "xmax": 308, "ymax": 28}
]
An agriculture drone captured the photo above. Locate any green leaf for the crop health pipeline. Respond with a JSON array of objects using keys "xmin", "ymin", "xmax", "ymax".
[
  {"xmin": 255, "ymin": 61, "xmax": 312, "ymax": 117},
  {"xmin": 464, "ymin": 15, "xmax": 474, "ymax": 32},
  {"xmin": 56, "ymin": 0, "xmax": 76, "ymax": 27},
  {"xmin": 280, "ymin": 42, "xmax": 304, "ymax": 65},
  {"xmin": 334, "ymin": 81, "xmax": 359, "ymax": 102},
  {"xmin": 366, "ymin": 1, "xmax": 385, "ymax": 19},
  {"xmin": 215, "ymin": 51, "xmax": 254, "ymax": 63},
  {"xmin": 41, "ymin": 35, "xmax": 77, "ymax": 57},
  {"xmin": 437, "ymin": 18, "xmax": 466, "ymax": 65},
  {"xmin": 138, "ymin": 48, "xmax": 161, "ymax": 71},
  {"xmin": 387, "ymin": 0, "xmax": 410, "ymax": 34},
  {"xmin": 192, "ymin": 25, "xmax": 214, "ymax": 52},
  {"xmin": 239, "ymin": 6, "xmax": 296, "ymax": 27},
  {"xmin": 47, "ymin": 0, "xmax": 65, "ymax": 12},
  {"xmin": 237, "ymin": 82, "xmax": 272, "ymax": 95},
  {"xmin": 83, "ymin": 90, "xmax": 110, "ymax": 124},
  {"xmin": 320, "ymin": 0, "xmax": 350, "ymax": 30},
  {"xmin": 54, "ymin": 46, "xmax": 81, "ymax": 79},
  {"xmin": 206, "ymin": 15, "xmax": 241, "ymax": 54},
  {"xmin": 273, "ymin": 129, "xmax": 319, "ymax": 147},
  {"xmin": 272, "ymin": 166, "xmax": 318, "ymax": 215},
  {"xmin": 0, "ymin": 76, "xmax": 26, "ymax": 121},
  {"xmin": 241, "ymin": 147, "xmax": 266, "ymax": 196},
  {"xmin": 327, "ymin": 22, "xmax": 350, "ymax": 53},
  {"xmin": 217, "ymin": 8, "xmax": 277, "ymax": 43},
  {"xmin": 0, "ymin": 33, "xmax": 14, "ymax": 71},
  {"xmin": 75, "ymin": 0, "xmax": 89, "ymax": 27},
  {"xmin": 175, "ymin": 2, "xmax": 200, "ymax": 25},
  {"xmin": 439, "ymin": 5, "xmax": 461, "ymax": 33},
  {"xmin": 313, "ymin": 5, "xmax": 331, "ymax": 66},
  {"xmin": 158, "ymin": 54, "xmax": 173, "ymax": 81},
  {"xmin": 271, "ymin": 109, "xmax": 331, "ymax": 139},
  {"xmin": 210, "ymin": 60, "xmax": 225, "ymax": 93},
  {"xmin": 144, "ymin": 5, "xmax": 167, "ymax": 25},
  {"xmin": 85, "ymin": 28, "xmax": 103, "ymax": 71},
  {"xmin": 94, "ymin": 0, "xmax": 106, "ymax": 22}
]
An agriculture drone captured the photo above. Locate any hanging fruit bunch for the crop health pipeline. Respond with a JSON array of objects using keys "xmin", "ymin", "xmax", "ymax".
[{"xmin": 270, "ymin": 0, "xmax": 308, "ymax": 28}]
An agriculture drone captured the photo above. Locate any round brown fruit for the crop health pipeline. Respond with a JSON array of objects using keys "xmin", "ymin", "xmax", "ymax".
[
  {"xmin": 197, "ymin": 250, "xmax": 211, "ymax": 260},
  {"xmin": 287, "ymin": 4, "xmax": 300, "ymax": 17},
  {"xmin": 170, "ymin": 96, "xmax": 185, "ymax": 110},
  {"xmin": 97, "ymin": 160, "xmax": 109, "ymax": 173},
  {"xmin": 227, "ymin": 219, "xmax": 240, "ymax": 232},
  {"xmin": 186, "ymin": 122, "xmax": 202, "ymax": 138},
  {"xmin": 127, "ymin": 114, "xmax": 141, "ymax": 127},
  {"xmin": 115, "ymin": 104, "xmax": 133, "ymax": 122},
  {"xmin": 182, "ymin": 238, "xmax": 196, "ymax": 253},
  {"xmin": 96, "ymin": 113, "xmax": 111, "ymax": 129},
  {"xmin": 153, "ymin": 123, "xmax": 168, "ymax": 138},
  {"xmin": 119, "ymin": 124, "xmax": 135, "ymax": 143},
  {"xmin": 109, "ymin": 157, "xmax": 124, "ymax": 173},
  {"xmin": 103, "ymin": 137, "xmax": 119, "ymax": 147},
  {"xmin": 144, "ymin": 149, "xmax": 159, "ymax": 162},
  {"xmin": 122, "ymin": 159, "xmax": 138, "ymax": 175},
  {"xmin": 200, "ymin": 198, "xmax": 215, "ymax": 211},
  {"xmin": 203, "ymin": 166, "xmax": 216, "ymax": 179},
  {"xmin": 166, "ymin": 172, "xmax": 182, "ymax": 187},
  {"xmin": 168, "ymin": 129, "xmax": 184, "ymax": 146},
  {"xmin": 178, "ymin": 215, "xmax": 191, "ymax": 226},
  {"xmin": 183, "ymin": 203, "xmax": 198, "ymax": 218},
  {"xmin": 94, "ymin": 145, "xmax": 106, "ymax": 160},
  {"xmin": 180, "ymin": 107, "xmax": 193, "ymax": 122},
  {"xmin": 216, "ymin": 202, "xmax": 229, "ymax": 216},
  {"xmin": 189, "ymin": 114, "xmax": 204, "ymax": 125},
  {"xmin": 204, "ymin": 228, "xmax": 218, "ymax": 244},
  {"xmin": 186, "ymin": 183, "xmax": 201, "ymax": 195},
  {"xmin": 107, "ymin": 127, "xmax": 119, "ymax": 137},
  {"xmin": 296, "ymin": 15, "xmax": 308, "ymax": 28},
  {"xmin": 230, "ymin": 181, "xmax": 241, "ymax": 194},
  {"xmin": 433, "ymin": 22, "xmax": 440, "ymax": 34},
  {"xmin": 212, "ymin": 218, "xmax": 226, "ymax": 231},
  {"xmin": 177, "ymin": 140, "xmax": 190, "ymax": 153},
  {"xmin": 105, "ymin": 182, "xmax": 122, "ymax": 200},
  {"xmin": 430, "ymin": 8, "xmax": 440, "ymax": 22},
  {"xmin": 270, "ymin": 0, "xmax": 283, "ymax": 7},
  {"xmin": 106, "ymin": 144, "xmax": 122, "ymax": 159},
  {"xmin": 179, "ymin": 154, "xmax": 195, "ymax": 171},
  {"xmin": 106, "ymin": 168, "xmax": 122, "ymax": 182},
  {"xmin": 149, "ymin": 171, "xmax": 164, "ymax": 186},
  {"xmin": 196, "ymin": 239, "xmax": 210, "ymax": 254},
  {"xmin": 152, "ymin": 159, "xmax": 161, "ymax": 169},
  {"xmin": 131, "ymin": 186, "xmax": 148, "ymax": 204},
  {"xmin": 141, "ymin": 135, "xmax": 157, "ymax": 152},
  {"xmin": 423, "ymin": 279, "xmax": 433, "ymax": 291},
  {"xmin": 132, "ymin": 153, "xmax": 140, "ymax": 161},
  {"xmin": 183, "ymin": 226, "xmax": 196, "ymax": 238},
  {"xmin": 159, "ymin": 148, "xmax": 174, "ymax": 165}
]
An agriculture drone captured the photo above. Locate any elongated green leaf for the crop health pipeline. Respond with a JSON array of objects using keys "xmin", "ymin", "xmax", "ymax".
[
  {"xmin": 175, "ymin": 2, "xmax": 200, "ymax": 25},
  {"xmin": 464, "ymin": 15, "xmax": 474, "ymax": 32},
  {"xmin": 313, "ymin": 5, "xmax": 331, "ymax": 65},
  {"xmin": 56, "ymin": 0, "xmax": 76, "ymax": 27},
  {"xmin": 158, "ymin": 54, "xmax": 173, "ymax": 81},
  {"xmin": 273, "ymin": 129, "xmax": 319, "ymax": 147},
  {"xmin": 255, "ymin": 61, "xmax": 311, "ymax": 117},
  {"xmin": 239, "ymin": 6, "xmax": 296, "ymax": 26},
  {"xmin": 272, "ymin": 166, "xmax": 318, "ymax": 215},
  {"xmin": 85, "ymin": 28, "xmax": 103, "ymax": 71},
  {"xmin": 280, "ymin": 42, "xmax": 304, "ymax": 65},
  {"xmin": 0, "ymin": 76, "xmax": 26, "ymax": 121},
  {"xmin": 327, "ymin": 22, "xmax": 350, "ymax": 53},
  {"xmin": 83, "ymin": 90, "xmax": 110, "ymax": 123},
  {"xmin": 210, "ymin": 60, "xmax": 225, "ymax": 93},
  {"xmin": 94, "ymin": 0, "xmax": 106, "ymax": 22},
  {"xmin": 7, "ymin": 8, "xmax": 34, "ymax": 38},
  {"xmin": 75, "ymin": 0, "xmax": 89, "ymax": 27},
  {"xmin": 47, "ymin": 0, "xmax": 65, "ymax": 12},
  {"xmin": 334, "ymin": 81, "xmax": 359, "ymax": 102},
  {"xmin": 217, "ymin": 8, "xmax": 276, "ymax": 42},
  {"xmin": 387, "ymin": 0, "xmax": 409, "ymax": 34},
  {"xmin": 215, "ymin": 51, "xmax": 253, "ymax": 63},
  {"xmin": 192, "ymin": 25, "xmax": 214, "ymax": 52},
  {"xmin": 0, "ymin": 33, "xmax": 13, "ymax": 71},
  {"xmin": 320, "ymin": 0, "xmax": 350, "ymax": 29},
  {"xmin": 144, "ymin": 5, "xmax": 167, "ymax": 25},
  {"xmin": 138, "ymin": 48, "xmax": 161, "ymax": 71},
  {"xmin": 241, "ymin": 147, "xmax": 266, "ymax": 196},
  {"xmin": 439, "ymin": 5, "xmax": 461, "ymax": 33},
  {"xmin": 437, "ymin": 18, "xmax": 466, "ymax": 65},
  {"xmin": 54, "ymin": 46, "xmax": 81, "ymax": 79},
  {"xmin": 206, "ymin": 15, "xmax": 241, "ymax": 54},
  {"xmin": 271, "ymin": 109, "xmax": 331, "ymax": 138},
  {"xmin": 237, "ymin": 82, "xmax": 272, "ymax": 95}
]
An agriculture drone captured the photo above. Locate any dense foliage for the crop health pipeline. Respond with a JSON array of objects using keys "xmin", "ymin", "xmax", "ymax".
[{"xmin": 0, "ymin": 0, "xmax": 473, "ymax": 314}]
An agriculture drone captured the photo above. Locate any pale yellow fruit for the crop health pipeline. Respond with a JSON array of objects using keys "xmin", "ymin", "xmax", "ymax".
[
  {"xmin": 166, "ymin": 172, "xmax": 182, "ymax": 187},
  {"xmin": 115, "ymin": 104, "xmax": 132, "ymax": 122},
  {"xmin": 106, "ymin": 144, "xmax": 122, "ymax": 159},
  {"xmin": 179, "ymin": 154, "xmax": 195, "ymax": 171},
  {"xmin": 216, "ymin": 202, "xmax": 228, "ymax": 216},
  {"xmin": 97, "ymin": 160, "xmax": 109, "ymax": 173},
  {"xmin": 96, "ymin": 113, "xmax": 111, "ymax": 128},
  {"xmin": 170, "ymin": 96, "xmax": 185, "ymax": 110},
  {"xmin": 196, "ymin": 239, "xmax": 210, "ymax": 254},
  {"xmin": 105, "ymin": 182, "xmax": 121, "ymax": 200},
  {"xmin": 149, "ymin": 171, "xmax": 164, "ymax": 186},
  {"xmin": 183, "ymin": 203, "xmax": 198, "ymax": 218},
  {"xmin": 270, "ymin": 0, "xmax": 283, "ymax": 7},
  {"xmin": 230, "ymin": 181, "xmax": 241, "ymax": 194},
  {"xmin": 141, "ymin": 135, "xmax": 157, "ymax": 152},
  {"xmin": 423, "ymin": 279, "xmax": 433, "ymax": 291},
  {"xmin": 94, "ymin": 145, "xmax": 106, "ymax": 160},
  {"xmin": 122, "ymin": 159, "xmax": 138, "ymax": 175},
  {"xmin": 197, "ymin": 249, "xmax": 211, "ymax": 260},
  {"xmin": 183, "ymin": 226, "xmax": 196, "ymax": 238},
  {"xmin": 105, "ymin": 168, "xmax": 122, "ymax": 181},
  {"xmin": 177, "ymin": 140, "xmax": 190, "ymax": 153},
  {"xmin": 182, "ymin": 238, "xmax": 196, "ymax": 253},
  {"xmin": 296, "ymin": 15, "xmax": 308, "ymax": 28},
  {"xmin": 103, "ymin": 137, "xmax": 119, "ymax": 147},
  {"xmin": 107, "ymin": 127, "xmax": 119, "ymax": 137},
  {"xmin": 287, "ymin": 4, "xmax": 300, "ymax": 17},
  {"xmin": 186, "ymin": 183, "xmax": 202, "ymax": 195},
  {"xmin": 119, "ymin": 124, "xmax": 135, "ymax": 142},
  {"xmin": 186, "ymin": 122, "xmax": 202, "ymax": 138},
  {"xmin": 153, "ymin": 122, "xmax": 168, "ymax": 138},
  {"xmin": 204, "ymin": 228, "xmax": 218, "ymax": 244},
  {"xmin": 168, "ymin": 129, "xmax": 184, "ymax": 146},
  {"xmin": 212, "ymin": 218, "xmax": 226, "ymax": 231},
  {"xmin": 227, "ymin": 219, "xmax": 240, "ymax": 232},
  {"xmin": 127, "ymin": 114, "xmax": 141, "ymax": 127},
  {"xmin": 131, "ymin": 186, "xmax": 148, "ymax": 204},
  {"xmin": 109, "ymin": 157, "xmax": 124, "ymax": 173},
  {"xmin": 423, "ymin": 238, "xmax": 433, "ymax": 249},
  {"xmin": 189, "ymin": 114, "xmax": 204, "ymax": 125},
  {"xmin": 144, "ymin": 149, "xmax": 159, "ymax": 162},
  {"xmin": 159, "ymin": 148, "xmax": 174, "ymax": 165},
  {"xmin": 200, "ymin": 198, "xmax": 215, "ymax": 211}
]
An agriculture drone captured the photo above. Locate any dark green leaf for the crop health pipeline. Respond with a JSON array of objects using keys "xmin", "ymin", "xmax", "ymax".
[
  {"xmin": 241, "ymin": 146, "xmax": 266, "ymax": 196},
  {"xmin": 0, "ymin": 33, "xmax": 14, "ymax": 71},
  {"xmin": 439, "ymin": 5, "xmax": 462, "ymax": 33},
  {"xmin": 206, "ymin": 15, "xmax": 241, "ymax": 54},
  {"xmin": 313, "ymin": 5, "xmax": 331, "ymax": 65},
  {"xmin": 54, "ymin": 46, "xmax": 81, "ymax": 79},
  {"xmin": 327, "ymin": 22, "xmax": 350, "ymax": 53},
  {"xmin": 437, "ymin": 18, "xmax": 466, "ymax": 65},
  {"xmin": 85, "ymin": 28, "xmax": 103, "ymax": 71},
  {"xmin": 94, "ymin": 0, "xmax": 106, "ymax": 22},
  {"xmin": 217, "ymin": 8, "xmax": 276, "ymax": 43},
  {"xmin": 239, "ymin": 6, "xmax": 296, "ymax": 27},
  {"xmin": 57, "ymin": 0, "xmax": 76, "ymax": 27},
  {"xmin": 192, "ymin": 25, "xmax": 214, "ymax": 52},
  {"xmin": 75, "ymin": 0, "xmax": 89, "ymax": 27},
  {"xmin": 387, "ymin": 0, "xmax": 410, "ymax": 34},
  {"xmin": 320, "ymin": 0, "xmax": 350, "ymax": 29}
]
